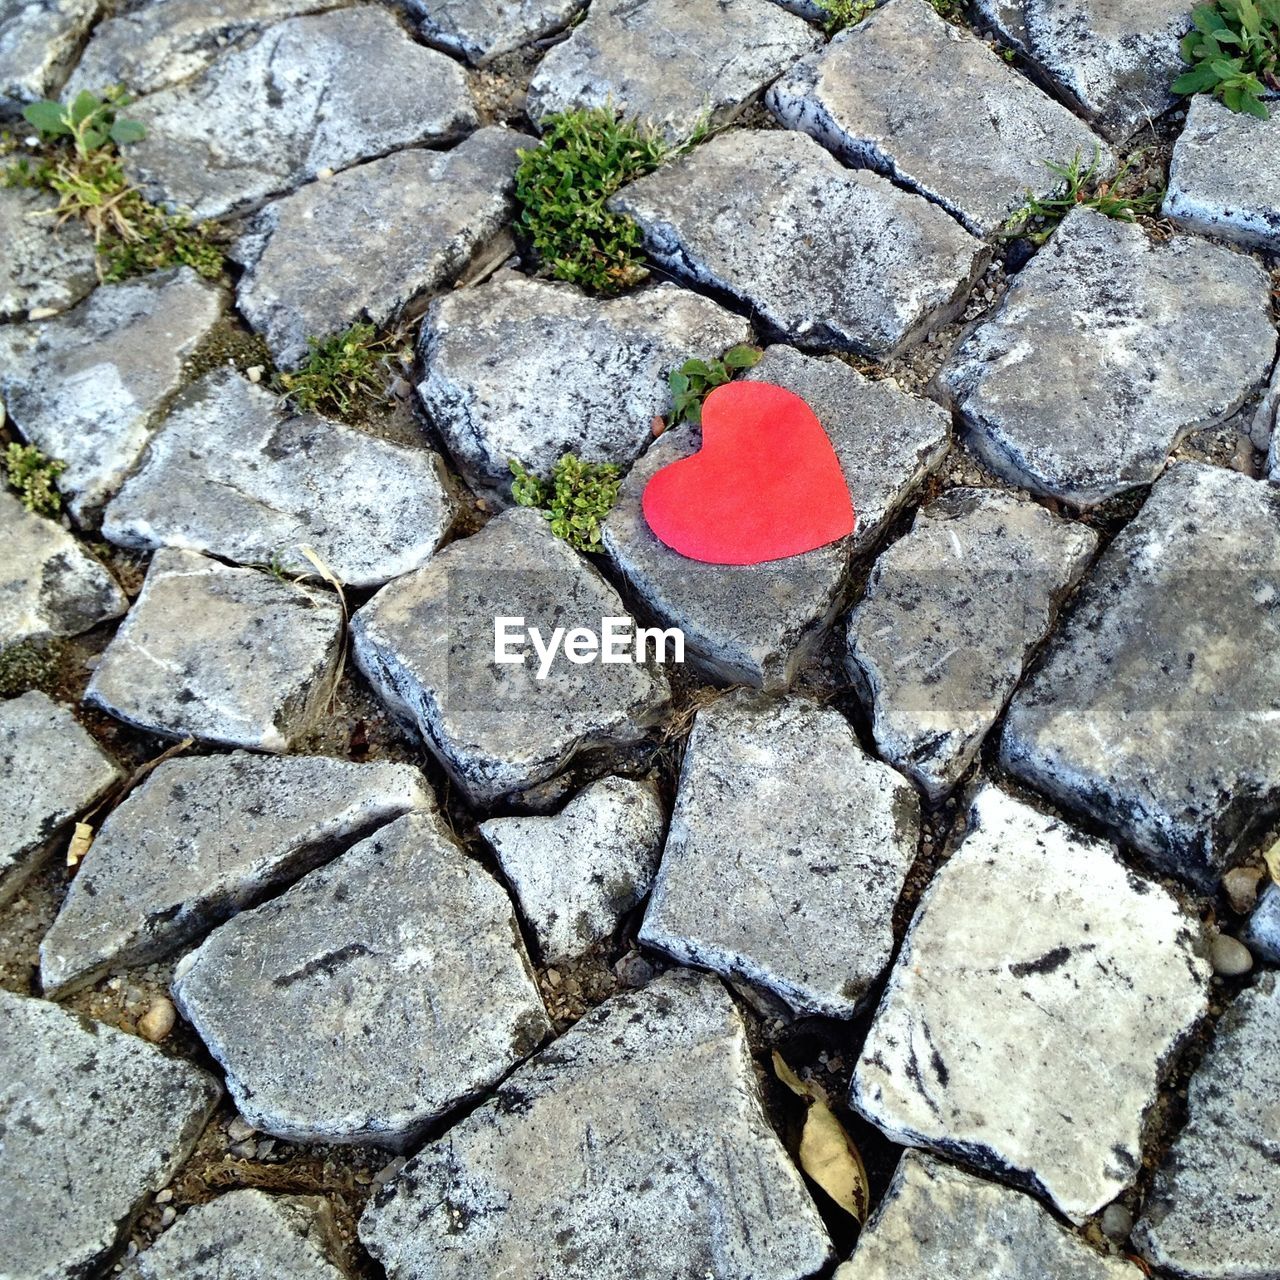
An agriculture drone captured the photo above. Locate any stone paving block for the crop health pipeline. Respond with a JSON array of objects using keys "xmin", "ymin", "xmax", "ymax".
[
  {"xmin": 1242, "ymin": 882, "xmax": 1280, "ymax": 964},
  {"xmin": 640, "ymin": 690, "xmax": 920, "ymax": 1018},
  {"xmin": 103, "ymin": 370, "xmax": 459, "ymax": 588},
  {"xmin": 852, "ymin": 785, "xmax": 1210, "ymax": 1222},
  {"xmin": 409, "ymin": 0, "xmax": 586, "ymax": 64},
  {"xmin": 0, "ymin": 988, "xmax": 220, "ymax": 1280},
  {"xmin": 527, "ymin": 0, "xmax": 819, "ymax": 142},
  {"xmin": 0, "ymin": 184, "xmax": 97, "ymax": 320},
  {"xmin": 1001, "ymin": 463, "xmax": 1280, "ymax": 891},
  {"xmin": 769, "ymin": 0, "xmax": 1115, "ymax": 238},
  {"xmin": 0, "ymin": 0, "xmax": 96, "ymax": 112},
  {"xmin": 939, "ymin": 207, "xmax": 1275, "ymax": 506},
  {"xmin": 611, "ymin": 129, "xmax": 987, "ymax": 357},
  {"xmin": 418, "ymin": 272, "xmax": 749, "ymax": 494},
  {"xmin": 359, "ymin": 969, "xmax": 834, "ymax": 1280},
  {"xmin": 41, "ymin": 752, "xmax": 433, "ymax": 996},
  {"xmin": 846, "ymin": 488, "xmax": 1097, "ymax": 801},
  {"xmin": 234, "ymin": 126, "xmax": 529, "ymax": 369},
  {"xmin": 173, "ymin": 810, "xmax": 550, "ymax": 1148},
  {"xmin": 124, "ymin": 6, "xmax": 478, "ymax": 222},
  {"xmin": 86, "ymin": 548, "xmax": 344, "ymax": 752},
  {"xmin": 0, "ymin": 267, "xmax": 226, "ymax": 522}
]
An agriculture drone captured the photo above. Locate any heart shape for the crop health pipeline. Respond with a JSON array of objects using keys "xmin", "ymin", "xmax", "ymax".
[{"xmin": 642, "ymin": 381, "xmax": 856, "ymax": 565}]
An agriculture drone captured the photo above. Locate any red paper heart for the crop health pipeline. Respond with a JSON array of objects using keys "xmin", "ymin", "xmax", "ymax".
[{"xmin": 642, "ymin": 381, "xmax": 855, "ymax": 565}]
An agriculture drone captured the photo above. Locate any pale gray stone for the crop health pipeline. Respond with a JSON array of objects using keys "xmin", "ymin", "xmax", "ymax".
[
  {"xmin": 1164, "ymin": 94, "xmax": 1280, "ymax": 253},
  {"xmin": 939, "ymin": 208, "xmax": 1275, "ymax": 506},
  {"xmin": 234, "ymin": 127, "xmax": 529, "ymax": 369},
  {"xmin": 0, "ymin": 690, "xmax": 122, "ymax": 907},
  {"xmin": 410, "ymin": 0, "xmax": 586, "ymax": 63},
  {"xmin": 846, "ymin": 488, "xmax": 1097, "ymax": 801},
  {"xmin": 0, "ymin": 989, "xmax": 220, "ymax": 1280},
  {"xmin": 359, "ymin": 969, "xmax": 834, "ymax": 1280},
  {"xmin": 0, "ymin": 489, "xmax": 127, "ymax": 649},
  {"xmin": 0, "ymin": 268, "xmax": 226, "ymax": 521},
  {"xmin": 480, "ymin": 775, "xmax": 664, "ymax": 960},
  {"xmin": 1254, "ymin": 357, "xmax": 1279, "ymax": 457},
  {"xmin": 0, "ymin": 184, "xmax": 97, "ymax": 320},
  {"xmin": 40, "ymin": 752, "xmax": 433, "ymax": 996},
  {"xmin": 1135, "ymin": 974, "xmax": 1280, "ymax": 1279},
  {"xmin": 603, "ymin": 344, "xmax": 950, "ymax": 689},
  {"xmin": 124, "ymin": 7, "xmax": 478, "ymax": 222},
  {"xmin": 611, "ymin": 129, "xmax": 987, "ymax": 357},
  {"xmin": 172, "ymin": 810, "xmax": 550, "ymax": 1149},
  {"xmin": 527, "ymin": 0, "xmax": 819, "ymax": 142},
  {"xmin": 417, "ymin": 271, "xmax": 750, "ymax": 494},
  {"xmin": 1001, "ymin": 464, "xmax": 1280, "ymax": 891},
  {"xmin": 0, "ymin": 0, "xmax": 96, "ymax": 111},
  {"xmin": 352, "ymin": 507, "xmax": 671, "ymax": 806},
  {"xmin": 86, "ymin": 548, "xmax": 344, "ymax": 752},
  {"xmin": 640, "ymin": 690, "xmax": 920, "ymax": 1018},
  {"xmin": 970, "ymin": 0, "xmax": 1029, "ymax": 49},
  {"xmin": 768, "ymin": 0, "xmax": 1115, "ymax": 238},
  {"xmin": 852, "ymin": 785, "xmax": 1211, "ymax": 1223},
  {"xmin": 835, "ymin": 1151, "xmax": 1144, "ymax": 1280},
  {"xmin": 102, "ymin": 371, "xmax": 459, "ymax": 588},
  {"xmin": 1242, "ymin": 882, "xmax": 1280, "ymax": 964}
]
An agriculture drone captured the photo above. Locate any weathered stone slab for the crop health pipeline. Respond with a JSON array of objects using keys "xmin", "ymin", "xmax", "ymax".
[
  {"xmin": 970, "ymin": 0, "xmax": 1029, "ymax": 49},
  {"xmin": 0, "ymin": 690, "xmax": 121, "ymax": 907},
  {"xmin": 86, "ymin": 548, "xmax": 344, "ymax": 752},
  {"xmin": 852, "ymin": 785, "xmax": 1210, "ymax": 1223},
  {"xmin": 0, "ymin": 989, "xmax": 219, "ymax": 1280},
  {"xmin": 835, "ymin": 1151, "xmax": 1144, "ymax": 1280},
  {"xmin": 410, "ymin": 0, "xmax": 586, "ymax": 64},
  {"xmin": 611, "ymin": 129, "xmax": 987, "ymax": 357},
  {"xmin": 0, "ymin": 0, "xmax": 96, "ymax": 112},
  {"xmin": 418, "ymin": 272, "xmax": 749, "ymax": 494},
  {"xmin": 1135, "ymin": 974, "xmax": 1280, "ymax": 1278},
  {"xmin": 102, "ymin": 371, "xmax": 459, "ymax": 588},
  {"xmin": 641, "ymin": 691, "xmax": 919, "ymax": 1018},
  {"xmin": 0, "ymin": 184, "xmax": 97, "ymax": 320},
  {"xmin": 124, "ymin": 7, "xmax": 478, "ymax": 222},
  {"xmin": 235, "ymin": 127, "xmax": 529, "ymax": 369},
  {"xmin": 527, "ymin": 0, "xmax": 819, "ymax": 142},
  {"xmin": 359, "ymin": 969, "xmax": 833, "ymax": 1280},
  {"xmin": 846, "ymin": 488, "xmax": 1097, "ymax": 801},
  {"xmin": 0, "ymin": 490, "xmax": 127, "ymax": 649},
  {"xmin": 352, "ymin": 507, "xmax": 670, "ymax": 806},
  {"xmin": 1001, "ymin": 463, "xmax": 1280, "ymax": 891},
  {"xmin": 1243, "ymin": 882, "xmax": 1280, "ymax": 964},
  {"xmin": 939, "ymin": 208, "xmax": 1275, "ymax": 506},
  {"xmin": 172, "ymin": 810, "xmax": 550, "ymax": 1148},
  {"xmin": 604, "ymin": 344, "xmax": 949, "ymax": 689},
  {"xmin": 0, "ymin": 267, "xmax": 226, "ymax": 521},
  {"xmin": 768, "ymin": 0, "xmax": 1115, "ymax": 238},
  {"xmin": 40, "ymin": 752, "xmax": 433, "ymax": 996},
  {"xmin": 480, "ymin": 775, "xmax": 664, "ymax": 960}
]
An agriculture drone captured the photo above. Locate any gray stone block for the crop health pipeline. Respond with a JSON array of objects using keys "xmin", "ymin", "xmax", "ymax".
[
  {"xmin": 409, "ymin": 0, "xmax": 586, "ymax": 64},
  {"xmin": 0, "ymin": 0, "xmax": 97, "ymax": 112},
  {"xmin": 0, "ymin": 184, "xmax": 97, "ymax": 320}
]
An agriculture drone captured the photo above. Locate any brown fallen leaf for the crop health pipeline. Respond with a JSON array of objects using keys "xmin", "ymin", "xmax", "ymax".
[
  {"xmin": 1264, "ymin": 836, "xmax": 1280, "ymax": 886},
  {"xmin": 66, "ymin": 821, "xmax": 93, "ymax": 867}
]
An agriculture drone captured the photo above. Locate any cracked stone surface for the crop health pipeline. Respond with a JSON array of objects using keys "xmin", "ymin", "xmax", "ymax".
[
  {"xmin": 611, "ymin": 129, "xmax": 987, "ymax": 357},
  {"xmin": 102, "ymin": 370, "xmax": 459, "ymax": 588},
  {"xmin": 527, "ymin": 0, "xmax": 819, "ymax": 142},
  {"xmin": 0, "ymin": 690, "xmax": 122, "ymax": 908},
  {"xmin": 835, "ymin": 1151, "xmax": 1144, "ymax": 1280},
  {"xmin": 40, "ymin": 752, "xmax": 433, "ymax": 996},
  {"xmin": 1243, "ymin": 883, "xmax": 1280, "ymax": 964},
  {"xmin": 1135, "ymin": 973, "xmax": 1280, "ymax": 1279},
  {"xmin": 86, "ymin": 548, "xmax": 345, "ymax": 752},
  {"xmin": 603, "ymin": 344, "xmax": 950, "ymax": 689},
  {"xmin": 971, "ymin": 0, "xmax": 1028, "ymax": 48},
  {"xmin": 0, "ymin": 0, "xmax": 96, "ymax": 111},
  {"xmin": 1001, "ymin": 463, "xmax": 1280, "ymax": 891},
  {"xmin": 123, "ymin": 6, "xmax": 478, "ymax": 222},
  {"xmin": 352, "ymin": 507, "xmax": 670, "ymax": 806},
  {"xmin": 359, "ymin": 969, "xmax": 834, "ymax": 1280},
  {"xmin": 852, "ymin": 784, "xmax": 1210, "ymax": 1223},
  {"xmin": 172, "ymin": 810, "xmax": 550, "ymax": 1149},
  {"xmin": 846, "ymin": 488, "xmax": 1097, "ymax": 802},
  {"xmin": 640, "ymin": 691, "xmax": 920, "ymax": 1019},
  {"xmin": 0, "ymin": 267, "xmax": 226, "ymax": 522},
  {"xmin": 418, "ymin": 272, "xmax": 749, "ymax": 494},
  {"xmin": 234, "ymin": 126, "xmax": 529, "ymax": 369},
  {"xmin": 0, "ymin": 988, "xmax": 220, "ymax": 1280},
  {"xmin": 0, "ymin": 184, "xmax": 97, "ymax": 321},
  {"xmin": 768, "ymin": 0, "xmax": 1115, "ymax": 238},
  {"xmin": 409, "ymin": 0, "xmax": 586, "ymax": 63},
  {"xmin": 938, "ymin": 207, "xmax": 1275, "ymax": 506},
  {"xmin": 479, "ymin": 775, "xmax": 664, "ymax": 961}
]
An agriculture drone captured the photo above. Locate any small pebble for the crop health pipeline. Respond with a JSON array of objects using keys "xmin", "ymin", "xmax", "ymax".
[
  {"xmin": 154, "ymin": 1189, "xmax": 173, "ymax": 1205},
  {"xmin": 375, "ymin": 1155, "xmax": 407, "ymax": 1185},
  {"xmin": 1210, "ymin": 933, "xmax": 1254, "ymax": 977},
  {"xmin": 227, "ymin": 1115, "xmax": 257, "ymax": 1142},
  {"xmin": 228, "ymin": 1140, "xmax": 256, "ymax": 1159},
  {"xmin": 1100, "ymin": 1203, "xmax": 1133, "ymax": 1241},
  {"xmin": 614, "ymin": 952, "xmax": 654, "ymax": 988},
  {"xmin": 245, "ymin": 364, "xmax": 264, "ymax": 384},
  {"xmin": 1223, "ymin": 865, "xmax": 1265, "ymax": 914},
  {"xmin": 159, "ymin": 1206, "xmax": 176, "ymax": 1229},
  {"xmin": 137, "ymin": 996, "xmax": 176, "ymax": 1042}
]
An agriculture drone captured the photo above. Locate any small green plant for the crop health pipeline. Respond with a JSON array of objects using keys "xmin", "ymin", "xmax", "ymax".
[
  {"xmin": 515, "ymin": 108, "xmax": 669, "ymax": 295},
  {"xmin": 668, "ymin": 344, "xmax": 763, "ymax": 427},
  {"xmin": 22, "ymin": 87, "xmax": 145, "ymax": 158},
  {"xmin": 510, "ymin": 453, "xmax": 622, "ymax": 552},
  {"xmin": 275, "ymin": 323, "xmax": 397, "ymax": 419},
  {"xmin": 813, "ymin": 0, "xmax": 876, "ymax": 30},
  {"xmin": 1174, "ymin": 0, "xmax": 1280, "ymax": 117},
  {"xmin": 5, "ymin": 442, "xmax": 66, "ymax": 517}
]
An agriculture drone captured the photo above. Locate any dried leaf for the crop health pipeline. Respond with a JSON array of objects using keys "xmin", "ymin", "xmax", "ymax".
[
  {"xmin": 772, "ymin": 1050, "xmax": 815, "ymax": 1101},
  {"xmin": 67, "ymin": 821, "xmax": 93, "ymax": 867},
  {"xmin": 1265, "ymin": 836, "xmax": 1280, "ymax": 885}
]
